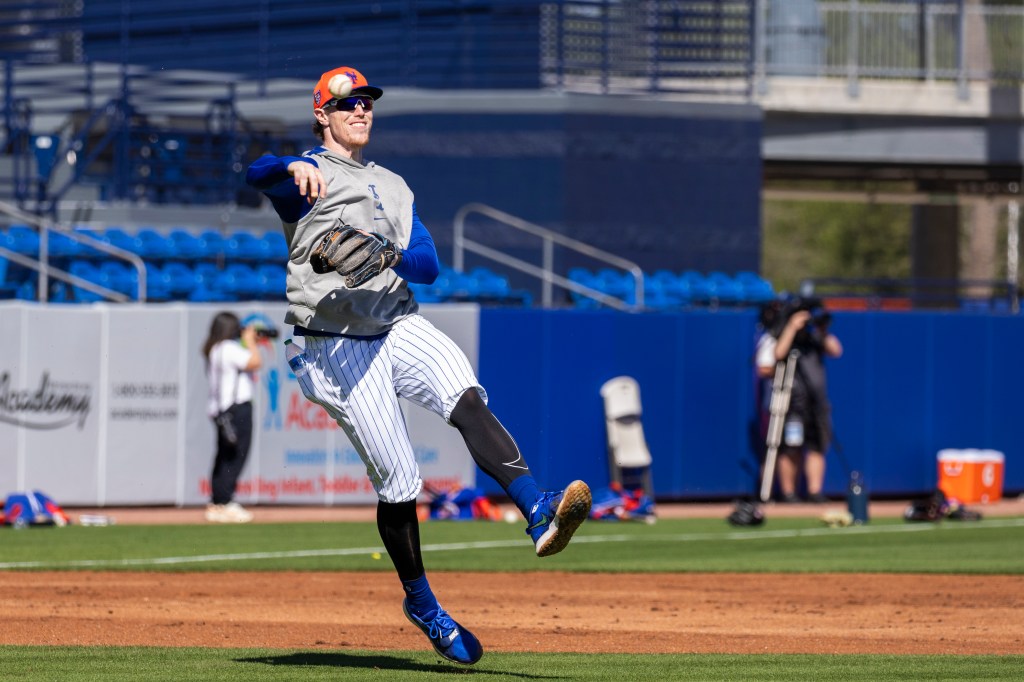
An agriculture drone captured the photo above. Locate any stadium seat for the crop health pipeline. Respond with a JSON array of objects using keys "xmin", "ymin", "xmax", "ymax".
[
  {"xmin": 407, "ymin": 281, "xmax": 443, "ymax": 303},
  {"xmin": 4, "ymin": 224, "xmax": 40, "ymax": 257},
  {"xmin": 15, "ymin": 279, "xmax": 36, "ymax": 301},
  {"xmin": 261, "ymin": 231, "xmax": 289, "ymax": 261},
  {"xmin": 162, "ymin": 262, "xmax": 198, "ymax": 297},
  {"xmin": 135, "ymin": 228, "xmax": 174, "ymax": 261},
  {"xmin": 681, "ymin": 270, "xmax": 712, "ymax": 304},
  {"xmin": 433, "ymin": 266, "xmax": 473, "ymax": 300},
  {"xmin": 47, "ymin": 230, "xmax": 84, "ymax": 260},
  {"xmin": 706, "ymin": 271, "xmax": 745, "ymax": 305},
  {"xmin": 138, "ymin": 263, "xmax": 172, "ymax": 301},
  {"xmin": 169, "ymin": 229, "xmax": 204, "ymax": 261},
  {"xmin": 467, "ymin": 267, "xmax": 511, "ymax": 301},
  {"xmin": 68, "ymin": 260, "xmax": 105, "ymax": 302},
  {"xmin": 225, "ymin": 231, "xmax": 263, "ymax": 261},
  {"xmin": 102, "ymin": 227, "xmax": 136, "ymax": 252},
  {"xmin": 735, "ymin": 271, "xmax": 775, "ymax": 303},
  {"xmin": 595, "ymin": 267, "xmax": 630, "ymax": 299},
  {"xmin": 72, "ymin": 227, "xmax": 108, "ymax": 259},
  {"xmin": 197, "ymin": 230, "xmax": 226, "ymax": 261},
  {"xmin": 216, "ymin": 263, "xmax": 261, "ymax": 299},
  {"xmin": 255, "ymin": 264, "xmax": 286, "ymax": 299}
]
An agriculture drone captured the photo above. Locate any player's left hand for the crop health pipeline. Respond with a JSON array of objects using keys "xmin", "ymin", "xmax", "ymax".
[{"xmin": 310, "ymin": 224, "xmax": 402, "ymax": 287}]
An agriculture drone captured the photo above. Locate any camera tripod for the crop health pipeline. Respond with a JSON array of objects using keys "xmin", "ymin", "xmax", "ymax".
[{"xmin": 759, "ymin": 349, "xmax": 800, "ymax": 503}]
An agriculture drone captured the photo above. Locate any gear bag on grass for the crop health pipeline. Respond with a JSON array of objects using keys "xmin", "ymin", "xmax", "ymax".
[{"xmin": 3, "ymin": 490, "xmax": 70, "ymax": 527}]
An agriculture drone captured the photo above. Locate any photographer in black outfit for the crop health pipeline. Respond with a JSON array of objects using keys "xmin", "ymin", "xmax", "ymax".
[{"xmin": 755, "ymin": 297, "xmax": 843, "ymax": 503}]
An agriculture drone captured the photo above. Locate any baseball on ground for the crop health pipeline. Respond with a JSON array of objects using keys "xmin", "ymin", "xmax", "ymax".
[{"xmin": 328, "ymin": 74, "xmax": 353, "ymax": 98}]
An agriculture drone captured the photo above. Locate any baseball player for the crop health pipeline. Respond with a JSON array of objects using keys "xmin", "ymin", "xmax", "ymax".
[{"xmin": 245, "ymin": 65, "xmax": 592, "ymax": 666}]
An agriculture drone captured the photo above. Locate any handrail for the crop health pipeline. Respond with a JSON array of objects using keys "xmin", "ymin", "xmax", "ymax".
[
  {"xmin": 0, "ymin": 200, "xmax": 146, "ymax": 303},
  {"xmin": 453, "ymin": 202, "xmax": 644, "ymax": 311}
]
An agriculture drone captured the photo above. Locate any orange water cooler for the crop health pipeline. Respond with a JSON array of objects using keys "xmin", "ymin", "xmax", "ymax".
[{"xmin": 936, "ymin": 449, "xmax": 1005, "ymax": 504}]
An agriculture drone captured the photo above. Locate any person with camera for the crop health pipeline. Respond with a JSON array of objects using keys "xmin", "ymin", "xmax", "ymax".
[
  {"xmin": 202, "ymin": 311, "xmax": 264, "ymax": 523},
  {"xmin": 755, "ymin": 298, "xmax": 843, "ymax": 503}
]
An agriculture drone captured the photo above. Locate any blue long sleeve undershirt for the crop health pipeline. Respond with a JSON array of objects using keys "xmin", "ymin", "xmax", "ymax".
[{"xmin": 245, "ymin": 154, "xmax": 439, "ymax": 284}]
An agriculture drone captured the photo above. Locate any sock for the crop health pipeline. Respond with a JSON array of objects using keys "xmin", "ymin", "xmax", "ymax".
[
  {"xmin": 401, "ymin": 573, "xmax": 438, "ymax": 621},
  {"xmin": 507, "ymin": 474, "xmax": 541, "ymax": 520}
]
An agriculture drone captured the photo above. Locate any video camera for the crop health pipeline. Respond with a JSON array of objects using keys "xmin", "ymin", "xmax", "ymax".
[
  {"xmin": 241, "ymin": 313, "xmax": 280, "ymax": 340},
  {"xmin": 768, "ymin": 296, "xmax": 832, "ymax": 342}
]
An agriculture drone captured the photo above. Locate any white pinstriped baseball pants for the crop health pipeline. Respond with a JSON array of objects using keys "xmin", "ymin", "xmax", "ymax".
[{"xmin": 293, "ymin": 314, "xmax": 487, "ymax": 503}]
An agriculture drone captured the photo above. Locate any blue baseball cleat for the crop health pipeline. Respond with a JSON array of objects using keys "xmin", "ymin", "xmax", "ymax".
[
  {"xmin": 527, "ymin": 480, "xmax": 593, "ymax": 557},
  {"xmin": 403, "ymin": 600, "xmax": 483, "ymax": 665}
]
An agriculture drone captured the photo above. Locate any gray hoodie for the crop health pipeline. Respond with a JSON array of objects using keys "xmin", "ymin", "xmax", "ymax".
[{"xmin": 283, "ymin": 150, "xmax": 419, "ymax": 336}]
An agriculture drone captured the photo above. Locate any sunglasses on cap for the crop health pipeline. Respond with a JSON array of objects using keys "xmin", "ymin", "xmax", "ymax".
[{"xmin": 327, "ymin": 95, "xmax": 374, "ymax": 112}]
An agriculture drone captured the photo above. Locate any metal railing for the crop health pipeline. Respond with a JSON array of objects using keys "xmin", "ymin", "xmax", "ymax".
[
  {"xmin": 453, "ymin": 203, "xmax": 645, "ymax": 311},
  {"xmin": 0, "ymin": 200, "xmax": 146, "ymax": 303},
  {"xmin": 755, "ymin": 0, "xmax": 1024, "ymax": 99}
]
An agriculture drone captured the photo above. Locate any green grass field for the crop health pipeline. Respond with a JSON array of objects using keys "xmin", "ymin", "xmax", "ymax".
[
  {"xmin": 2, "ymin": 515, "xmax": 1022, "ymax": 681},
  {"xmin": 1, "ymin": 516, "xmax": 1021, "ymax": 573}
]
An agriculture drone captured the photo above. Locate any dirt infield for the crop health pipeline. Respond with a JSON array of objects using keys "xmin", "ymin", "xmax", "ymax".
[{"xmin": 2, "ymin": 498, "xmax": 1022, "ymax": 655}]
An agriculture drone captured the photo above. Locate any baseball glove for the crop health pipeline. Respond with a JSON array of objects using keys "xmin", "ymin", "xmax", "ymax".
[{"xmin": 309, "ymin": 224, "xmax": 402, "ymax": 288}]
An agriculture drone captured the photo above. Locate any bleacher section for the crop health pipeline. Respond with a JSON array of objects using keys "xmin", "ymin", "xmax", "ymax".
[{"xmin": 0, "ymin": 224, "xmax": 775, "ymax": 310}]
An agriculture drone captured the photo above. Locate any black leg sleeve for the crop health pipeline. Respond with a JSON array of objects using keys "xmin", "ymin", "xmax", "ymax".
[
  {"xmin": 376, "ymin": 500, "xmax": 424, "ymax": 581},
  {"xmin": 450, "ymin": 388, "xmax": 532, "ymax": 490}
]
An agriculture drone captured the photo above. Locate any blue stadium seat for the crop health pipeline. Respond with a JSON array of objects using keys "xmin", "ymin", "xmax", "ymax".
[
  {"xmin": 68, "ymin": 260, "xmax": 105, "ymax": 302},
  {"xmin": 135, "ymin": 228, "xmax": 174, "ymax": 261},
  {"xmin": 47, "ymin": 230, "xmax": 84, "ymax": 260},
  {"xmin": 255, "ymin": 264, "xmax": 286, "ymax": 299},
  {"xmin": 262, "ymin": 231, "xmax": 289, "ymax": 261},
  {"xmin": 707, "ymin": 271, "xmax": 745, "ymax": 304},
  {"xmin": 407, "ymin": 281, "xmax": 444, "ymax": 303},
  {"xmin": 595, "ymin": 268, "xmax": 635, "ymax": 304},
  {"xmin": 681, "ymin": 270, "xmax": 712, "ymax": 304},
  {"xmin": 467, "ymin": 267, "xmax": 511, "ymax": 300},
  {"xmin": 225, "ymin": 231, "xmax": 263, "ymax": 261},
  {"xmin": 102, "ymin": 228, "xmax": 139, "ymax": 255},
  {"xmin": 197, "ymin": 230, "xmax": 226, "ymax": 261},
  {"xmin": 433, "ymin": 266, "xmax": 473, "ymax": 300},
  {"xmin": 169, "ymin": 229, "xmax": 204, "ymax": 261},
  {"xmin": 735, "ymin": 271, "xmax": 775, "ymax": 303},
  {"xmin": 72, "ymin": 227, "xmax": 108, "ymax": 259},
  {"xmin": 567, "ymin": 267, "xmax": 601, "ymax": 308},
  {"xmin": 216, "ymin": 263, "xmax": 260, "ymax": 299},
  {"xmin": 4, "ymin": 225, "xmax": 40, "ymax": 257},
  {"xmin": 15, "ymin": 279, "xmax": 36, "ymax": 301},
  {"xmin": 162, "ymin": 262, "xmax": 198, "ymax": 298},
  {"xmin": 188, "ymin": 285, "xmax": 235, "ymax": 302},
  {"xmin": 138, "ymin": 263, "xmax": 171, "ymax": 301},
  {"xmin": 98, "ymin": 261, "xmax": 135, "ymax": 296}
]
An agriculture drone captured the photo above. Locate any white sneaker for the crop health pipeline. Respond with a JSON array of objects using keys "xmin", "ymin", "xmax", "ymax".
[
  {"xmin": 205, "ymin": 502, "xmax": 253, "ymax": 523},
  {"xmin": 205, "ymin": 504, "xmax": 226, "ymax": 522}
]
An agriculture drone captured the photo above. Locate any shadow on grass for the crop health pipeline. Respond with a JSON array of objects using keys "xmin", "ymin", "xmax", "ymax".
[{"xmin": 237, "ymin": 651, "xmax": 558, "ymax": 678}]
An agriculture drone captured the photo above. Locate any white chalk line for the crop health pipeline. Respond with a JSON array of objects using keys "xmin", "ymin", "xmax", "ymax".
[{"xmin": 0, "ymin": 517, "xmax": 1021, "ymax": 570}]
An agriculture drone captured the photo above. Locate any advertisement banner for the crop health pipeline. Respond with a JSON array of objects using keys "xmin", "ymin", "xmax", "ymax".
[
  {"xmin": 0, "ymin": 302, "xmax": 481, "ymax": 507},
  {"xmin": 102, "ymin": 307, "xmax": 186, "ymax": 504},
  {"xmin": 0, "ymin": 306, "xmax": 101, "ymax": 503}
]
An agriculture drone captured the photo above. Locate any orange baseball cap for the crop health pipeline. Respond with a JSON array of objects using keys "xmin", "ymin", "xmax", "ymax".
[{"xmin": 312, "ymin": 66, "xmax": 383, "ymax": 110}]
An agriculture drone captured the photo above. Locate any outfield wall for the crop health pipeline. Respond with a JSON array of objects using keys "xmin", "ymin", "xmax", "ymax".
[
  {"xmin": 0, "ymin": 302, "xmax": 1019, "ymax": 505},
  {"xmin": 477, "ymin": 308, "xmax": 1024, "ymax": 500}
]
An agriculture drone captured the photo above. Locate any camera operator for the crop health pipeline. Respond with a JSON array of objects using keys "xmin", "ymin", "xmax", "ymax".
[{"xmin": 755, "ymin": 297, "xmax": 843, "ymax": 503}]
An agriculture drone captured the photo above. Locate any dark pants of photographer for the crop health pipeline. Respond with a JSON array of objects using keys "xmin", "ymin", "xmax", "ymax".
[
  {"xmin": 778, "ymin": 379, "xmax": 830, "ymax": 501},
  {"xmin": 211, "ymin": 401, "xmax": 253, "ymax": 505}
]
